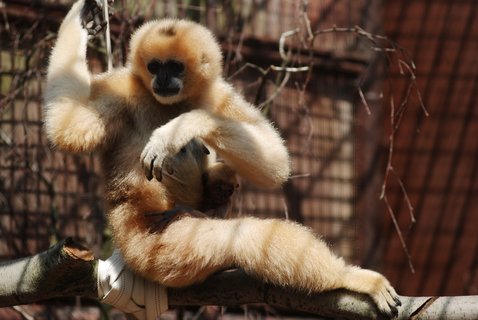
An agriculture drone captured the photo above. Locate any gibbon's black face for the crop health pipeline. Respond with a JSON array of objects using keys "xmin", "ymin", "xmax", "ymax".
[{"xmin": 147, "ymin": 59, "xmax": 185, "ymax": 97}]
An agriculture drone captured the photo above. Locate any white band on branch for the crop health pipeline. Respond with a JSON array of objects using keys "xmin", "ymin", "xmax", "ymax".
[{"xmin": 97, "ymin": 250, "xmax": 169, "ymax": 319}]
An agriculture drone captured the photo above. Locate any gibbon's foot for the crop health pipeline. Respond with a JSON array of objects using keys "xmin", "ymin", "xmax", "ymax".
[
  {"xmin": 80, "ymin": 0, "xmax": 114, "ymax": 36},
  {"xmin": 343, "ymin": 266, "xmax": 401, "ymax": 318}
]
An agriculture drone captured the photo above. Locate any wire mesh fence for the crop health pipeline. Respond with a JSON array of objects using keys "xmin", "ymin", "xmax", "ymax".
[{"xmin": 1, "ymin": 0, "xmax": 477, "ymax": 311}]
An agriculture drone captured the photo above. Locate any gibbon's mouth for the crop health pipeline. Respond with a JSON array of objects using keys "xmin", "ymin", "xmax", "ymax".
[{"xmin": 153, "ymin": 87, "xmax": 181, "ymax": 97}]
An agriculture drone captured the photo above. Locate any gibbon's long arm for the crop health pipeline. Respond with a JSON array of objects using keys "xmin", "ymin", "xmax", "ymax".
[
  {"xmin": 44, "ymin": 0, "xmax": 117, "ymax": 153},
  {"xmin": 141, "ymin": 93, "xmax": 290, "ymax": 189},
  {"xmin": 110, "ymin": 208, "xmax": 400, "ymax": 318}
]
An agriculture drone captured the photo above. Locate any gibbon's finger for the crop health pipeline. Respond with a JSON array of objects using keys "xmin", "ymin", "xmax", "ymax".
[
  {"xmin": 372, "ymin": 283, "xmax": 400, "ymax": 318},
  {"xmin": 384, "ymin": 282, "xmax": 401, "ymax": 313},
  {"xmin": 81, "ymin": 3, "xmax": 105, "ymax": 34},
  {"xmin": 81, "ymin": 14, "xmax": 93, "ymax": 29},
  {"xmin": 377, "ymin": 290, "xmax": 399, "ymax": 319},
  {"xmin": 153, "ymin": 158, "xmax": 163, "ymax": 182},
  {"xmin": 84, "ymin": 20, "xmax": 94, "ymax": 29},
  {"xmin": 87, "ymin": 24, "xmax": 101, "ymax": 36},
  {"xmin": 142, "ymin": 154, "xmax": 155, "ymax": 181},
  {"xmin": 90, "ymin": 21, "xmax": 107, "ymax": 36},
  {"xmin": 385, "ymin": 286, "xmax": 400, "ymax": 307},
  {"xmin": 81, "ymin": 0, "xmax": 100, "ymax": 20},
  {"xmin": 140, "ymin": 147, "xmax": 151, "ymax": 178}
]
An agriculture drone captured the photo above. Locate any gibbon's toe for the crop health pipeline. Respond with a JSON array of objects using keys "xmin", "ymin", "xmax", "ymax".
[
  {"xmin": 343, "ymin": 267, "xmax": 400, "ymax": 319},
  {"xmin": 394, "ymin": 295, "xmax": 402, "ymax": 307},
  {"xmin": 375, "ymin": 279, "xmax": 401, "ymax": 319}
]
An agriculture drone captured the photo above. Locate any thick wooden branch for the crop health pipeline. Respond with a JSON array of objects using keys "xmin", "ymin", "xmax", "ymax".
[
  {"xmin": 0, "ymin": 238, "xmax": 97, "ymax": 306},
  {"xmin": 1, "ymin": 239, "xmax": 477, "ymax": 320},
  {"xmin": 168, "ymin": 270, "xmax": 387, "ymax": 319}
]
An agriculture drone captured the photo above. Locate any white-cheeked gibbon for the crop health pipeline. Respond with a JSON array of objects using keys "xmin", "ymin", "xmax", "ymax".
[{"xmin": 44, "ymin": 0, "xmax": 400, "ymax": 317}]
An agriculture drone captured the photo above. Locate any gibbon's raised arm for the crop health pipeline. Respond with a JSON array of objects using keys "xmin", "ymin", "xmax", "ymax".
[
  {"xmin": 43, "ymin": 0, "xmax": 120, "ymax": 153},
  {"xmin": 45, "ymin": 0, "xmax": 90, "ymax": 103}
]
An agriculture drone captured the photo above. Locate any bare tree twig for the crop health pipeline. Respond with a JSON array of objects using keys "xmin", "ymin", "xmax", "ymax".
[
  {"xmin": 383, "ymin": 195, "xmax": 415, "ymax": 274},
  {"xmin": 390, "ymin": 167, "xmax": 416, "ymax": 224},
  {"xmin": 398, "ymin": 59, "xmax": 429, "ymax": 117},
  {"xmin": 258, "ymin": 71, "xmax": 291, "ymax": 110},
  {"xmin": 307, "ymin": 23, "xmax": 427, "ymax": 271},
  {"xmin": 278, "ymin": 28, "xmax": 300, "ymax": 62},
  {"xmin": 270, "ymin": 65, "xmax": 309, "ymax": 72},
  {"xmin": 380, "ymin": 95, "xmax": 396, "ymax": 200},
  {"xmin": 358, "ymin": 87, "xmax": 372, "ymax": 115}
]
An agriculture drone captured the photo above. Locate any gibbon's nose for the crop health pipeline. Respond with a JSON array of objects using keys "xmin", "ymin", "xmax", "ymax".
[
  {"xmin": 157, "ymin": 72, "xmax": 170, "ymax": 86},
  {"xmin": 153, "ymin": 75, "xmax": 181, "ymax": 96}
]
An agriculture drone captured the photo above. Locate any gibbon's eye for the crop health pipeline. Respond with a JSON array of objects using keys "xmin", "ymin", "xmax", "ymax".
[
  {"xmin": 202, "ymin": 145, "xmax": 210, "ymax": 155},
  {"xmin": 166, "ymin": 60, "xmax": 185, "ymax": 74},
  {"xmin": 147, "ymin": 60, "xmax": 162, "ymax": 74}
]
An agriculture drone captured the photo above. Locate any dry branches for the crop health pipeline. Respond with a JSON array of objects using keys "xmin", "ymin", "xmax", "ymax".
[
  {"xmin": 224, "ymin": 2, "xmax": 426, "ymax": 271},
  {"xmin": 261, "ymin": 4, "xmax": 428, "ymax": 271},
  {"xmin": 309, "ymin": 26, "xmax": 427, "ymax": 272}
]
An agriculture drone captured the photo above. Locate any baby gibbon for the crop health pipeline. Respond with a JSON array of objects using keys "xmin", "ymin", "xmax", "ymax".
[
  {"xmin": 145, "ymin": 138, "xmax": 237, "ymax": 231},
  {"xmin": 161, "ymin": 138, "xmax": 237, "ymax": 215},
  {"xmin": 44, "ymin": 0, "xmax": 400, "ymax": 317}
]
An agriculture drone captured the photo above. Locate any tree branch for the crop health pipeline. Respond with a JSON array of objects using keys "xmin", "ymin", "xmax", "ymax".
[
  {"xmin": 0, "ymin": 238, "xmax": 97, "ymax": 306},
  {"xmin": 1, "ymin": 239, "xmax": 477, "ymax": 320}
]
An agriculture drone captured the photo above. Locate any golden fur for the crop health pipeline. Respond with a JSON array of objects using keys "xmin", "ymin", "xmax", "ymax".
[{"xmin": 44, "ymin": 0, "xmax": 400, "ymax": 317}]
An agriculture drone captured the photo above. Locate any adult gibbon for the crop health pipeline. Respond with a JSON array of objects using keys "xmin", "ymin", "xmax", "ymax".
[{"xmin": 44, "ymin": 0, "xmax": 400, "ymax": 317}]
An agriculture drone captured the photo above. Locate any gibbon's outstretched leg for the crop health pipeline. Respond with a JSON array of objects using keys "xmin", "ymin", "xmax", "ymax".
[
  {"xmin": 141, "ymin": 108, "xmax": 290, "ymax": 189},
  {"xmin": 110, "ymin": 210, "xmax": 400, "ymax": 318}
]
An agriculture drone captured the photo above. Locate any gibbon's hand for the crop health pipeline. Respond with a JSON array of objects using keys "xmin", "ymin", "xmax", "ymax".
[
  {"xmin": 141, "ymin": 138, "xmax": 169, "ymax": 182},
  {"xmin": 80, "ymin": 0, "xmax": 113, "ymax": 36},
  {"xmin": 141, "ymin": 110, "xmax": 216, "ymax": 182},
  {"xmin": 141, "ymin": 127, "xmax": 182, "ymax": 181}
]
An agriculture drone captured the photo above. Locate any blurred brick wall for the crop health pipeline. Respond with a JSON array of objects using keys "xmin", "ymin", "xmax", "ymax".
[{"xmin": 380, "ymin": 0, "xmax": 478, "ymax": 296}]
